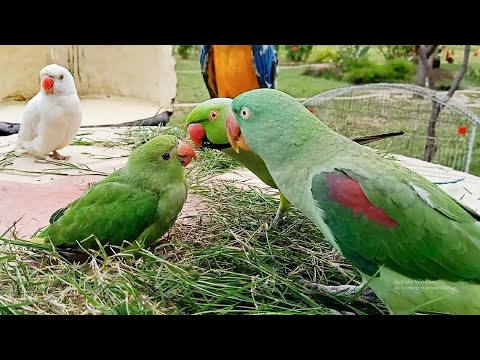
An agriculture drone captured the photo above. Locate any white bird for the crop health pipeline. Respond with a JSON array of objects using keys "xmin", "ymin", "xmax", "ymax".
[{"xmin": 17, "ymin": 64, "xmax": 82, "ymax": 160}]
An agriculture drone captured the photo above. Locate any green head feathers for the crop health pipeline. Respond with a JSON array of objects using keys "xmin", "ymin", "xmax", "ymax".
[
  {"xmin": 126, "ymin": 134, "xmax": 196, "ymax": 180},
  {"xmin": 227, "ymin": 89, "xmax": 323, "ymax": 158},
  {"xmin": 185, "ymin": 97, "xmax": 233, "ymax": 149}
]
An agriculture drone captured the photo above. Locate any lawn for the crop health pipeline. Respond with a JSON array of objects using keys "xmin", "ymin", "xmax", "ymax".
[
  {"xmin": 173, "ymin": 59, "xmax": 209, "ymax": 104},
  {"xmin": 276, "ymin": 67, "xmax": 349, "ymax": 98}
]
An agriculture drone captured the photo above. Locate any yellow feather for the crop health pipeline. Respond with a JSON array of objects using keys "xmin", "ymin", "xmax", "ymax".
[{"xmin": 211, "ymin": 45, "xmax": 260, "ymax": 98}]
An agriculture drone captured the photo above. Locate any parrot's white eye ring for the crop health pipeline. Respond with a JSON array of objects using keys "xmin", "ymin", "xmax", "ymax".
[
  {"xmin": 240, "ymin": 107, "xmax": 250, "ymax": 120},
  {"xmin": 208, "ymin": 110, "xmax": 219, "ymax": 121}
]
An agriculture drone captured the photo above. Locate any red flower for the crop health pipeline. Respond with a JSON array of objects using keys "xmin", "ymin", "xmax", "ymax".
[
  {"xmin": 458, "ymin": 125, "xmax": 467, "ymax": 136},
  {"xmin": 309, "ymin": 108, "xmax": 315, "ymax": 113},
  {"xmin": 292, "ymin": 46, "xmax": 299, "ymax": 52}
]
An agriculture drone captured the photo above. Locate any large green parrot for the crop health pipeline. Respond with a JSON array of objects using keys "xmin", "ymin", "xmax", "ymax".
[
  {"xmin": 225, "ymin": 88, "xmax": 480, "ymax": 315},
  {"xmin": 185, "ymin": 98, "xmax": 404, "ymax": 225},
  {"xmin": 31, "ymin": 135, "xmax": 196, "ymax": 253}
]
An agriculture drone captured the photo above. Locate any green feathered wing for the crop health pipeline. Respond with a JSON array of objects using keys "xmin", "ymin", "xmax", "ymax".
[
  {"xmin": 34, "ymin": 134, "xmax": 191, "ymax": 253},
  {"xmin": 311, "ymin": 166, "xmax": 480, "ymax": 285},
  {"xmin": 39, "ymin": 178, "xmax": 159, "ymax": 250}
]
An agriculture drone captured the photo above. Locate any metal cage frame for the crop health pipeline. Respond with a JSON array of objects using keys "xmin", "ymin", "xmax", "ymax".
[{"xmin": 302, "ymin": 83, "xmax": 480, "ymax": 173}]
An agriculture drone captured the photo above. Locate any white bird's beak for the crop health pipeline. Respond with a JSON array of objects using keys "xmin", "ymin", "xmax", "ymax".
[{"xmin": 42, "ymin": 75, "xmax": 55, "ymax": 94}]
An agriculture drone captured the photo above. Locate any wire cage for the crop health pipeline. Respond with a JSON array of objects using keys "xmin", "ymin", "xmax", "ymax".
[{"xmin": 302, "ymin": 83, "xmax": 480, "ymax": 173}]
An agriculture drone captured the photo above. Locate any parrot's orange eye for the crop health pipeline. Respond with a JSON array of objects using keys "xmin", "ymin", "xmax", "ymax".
[
  {"xmin": 162, "ymin": 152, "xmax": 170, "ymax": 160},
  {"xmin": 208, "ymin": 110, "xmax": 219, "ymax": 121}
]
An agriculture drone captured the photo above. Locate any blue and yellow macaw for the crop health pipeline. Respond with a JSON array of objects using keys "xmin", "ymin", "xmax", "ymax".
[{"xmin": 200, "ymin": 45, "xmax": 278, "ymax": 99}]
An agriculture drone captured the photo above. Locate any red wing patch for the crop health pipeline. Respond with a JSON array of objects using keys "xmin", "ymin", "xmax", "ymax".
[{"xmin": 325, "ymin": 172, "xmax": 399, "ymax": 228}]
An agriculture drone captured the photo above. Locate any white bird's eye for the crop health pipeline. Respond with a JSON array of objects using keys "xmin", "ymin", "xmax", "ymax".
[
  {"xmin": 240, "ymin": 107, "xmax": 250, "ymax": 120},
  {"xmin": 59, "ymin": 75, "xmax": 64, "ymax": 80}
]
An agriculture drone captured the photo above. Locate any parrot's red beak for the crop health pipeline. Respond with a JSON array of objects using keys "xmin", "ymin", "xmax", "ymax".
[
  {"xmin": 42, "ymin": 75, "xmax": 55, "ymax": 94},
  {"xmin": 187, "ymin": 123, "xmax": 205, "ymax": 148},
  {"xmin": 226, "ymin": 109, "xmax": 250, "ymax": 153},
  {"xmin": 176, "ymin": 139, "xmax": 197, "ymax": 167}
]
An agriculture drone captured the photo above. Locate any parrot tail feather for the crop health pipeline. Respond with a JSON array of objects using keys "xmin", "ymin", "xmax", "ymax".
[
  {"xmin": 29, "ymin": 237, "xmax": 46, "ymax": 244},
  {"xmin": 433, "ymin": 178, "xmax": 465, "ymax": 185}
]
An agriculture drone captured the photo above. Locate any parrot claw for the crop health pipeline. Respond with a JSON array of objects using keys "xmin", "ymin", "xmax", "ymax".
[
  {"xmin": 272, "ymin": 193, "xmax": 291, "ymax": 227},
  {"xmin": 305, "ymin": 282, "xmax": 377, "ymax": 302},
  {"xmin": 272, "ymin": 210, "xmax": 288, "ymax": 227},
  {"xmin": 49, "ymin": 150, "xmax": 70, "ymax": 161},
  {"xmin": 14, "ymin": 148, "xmax": 27, "ymax": 157}
]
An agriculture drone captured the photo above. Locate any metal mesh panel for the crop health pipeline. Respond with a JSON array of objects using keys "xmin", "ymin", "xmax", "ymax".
[{"xmin": 302, "ymin": 83, "xmax": 480, "ymax": 173}]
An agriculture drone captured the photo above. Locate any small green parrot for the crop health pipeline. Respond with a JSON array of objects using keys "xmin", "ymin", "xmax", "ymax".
[
  {"xmin": 31, "ymin": 135, "xmax": 197, "ymax": 253},
  {"xmin": 185, "ymin": 98, "xmax": 404, "ymax": 225},
  {"xmin": 225, "ymin": 88, "xmax": 480, "ymax": 315}
]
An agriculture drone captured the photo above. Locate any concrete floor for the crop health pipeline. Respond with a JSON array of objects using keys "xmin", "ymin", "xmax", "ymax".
[{"xmin": 0, "ymin": 96, "xmax": 161, "ymax": 126}]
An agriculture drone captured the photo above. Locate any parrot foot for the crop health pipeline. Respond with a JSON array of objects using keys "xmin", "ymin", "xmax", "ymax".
[
  {"xmin": 59, "ymin": 250, "xmax": 91, "ymax": 264},
  {"xmin": 272, "ymin": 193, "xmax": 291, "ymax": 227},
  {"xmin": 272, "ymin": 209, "xmax": 288, "ymax": 227},
  {"xmin": 14, "ymin": 148, "xmax": 27, "ymax": 157},
  {"xmin": 49, "ymin": 150, "xmax": 70, "ymax": 161},
  {"xmin": 305, "ymin": 282, "xmax": 376, "ymax": 302},
  {"xmin": 17, "ymin": 149, "xmax": 46, "ymax": 160},
  {"xmin": 272, "ymin": 214, "xmax": 287, "ymax": 227}
]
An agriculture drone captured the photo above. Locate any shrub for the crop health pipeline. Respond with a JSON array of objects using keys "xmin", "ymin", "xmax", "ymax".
[
  {"xmin": 302, "ymin": 65, "xmax": 343, "ymax": 80},
  {"xmin": 312, "ymin": 47, "xmax": 339, "ymax": 63},
  {"xmin": 467, "ymin": 62, "xmax": 480, "ymax": 79},
  {"xmin": 342, "ymin": 58, "xmax": 415, "ymax": 84},
  {"xmin": 466, "ymin": 62, "xmax": 480, "ymax": 86},
  {"xmin": 385, "ymin": 58, "xmax": 416, "ymax": 78},
  {"xmin": 177, "ymin": 45, "xmax": 194, "ymax": 59},
  {"xmin": 336, "ymin": 45, "xmax": 371, "ymax": 68},
  {"xmin": 375, "ymin": 45, "xmax": 415, "ymax": 61},
  {"xmin": 433, "ymin": 69, "xmax": 456, "ymax": 91},
  {"xmin": 284, "ymin": 45, "xmax": 314, "ymax": 63}
]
